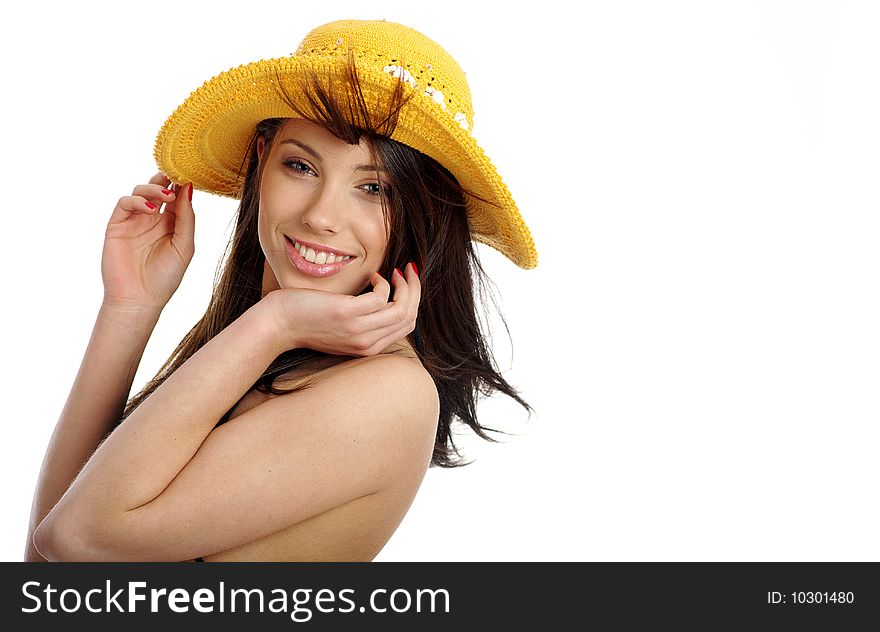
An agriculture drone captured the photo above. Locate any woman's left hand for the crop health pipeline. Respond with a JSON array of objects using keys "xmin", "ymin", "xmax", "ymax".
[{"xmin": 264, "ymin": 262, "xmax": 421, "ymax": 356}]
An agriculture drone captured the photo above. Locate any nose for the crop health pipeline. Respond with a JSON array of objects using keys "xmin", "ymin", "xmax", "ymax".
[{"xmin": 300, "ymin": 182, "xmax": 342, "ymax": 234}]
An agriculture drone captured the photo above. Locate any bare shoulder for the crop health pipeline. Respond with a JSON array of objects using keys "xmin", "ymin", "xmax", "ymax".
[
  {"xmin": 327, "ymin": 352, "xmax": 437, "ymax": 394},
  {"xmin": 269, "ymin": 351, "xmax": 440, "ymax": 480},
  {"xmin": 308, "ymin": 353, "xmax": 440, "ymax": 444}
]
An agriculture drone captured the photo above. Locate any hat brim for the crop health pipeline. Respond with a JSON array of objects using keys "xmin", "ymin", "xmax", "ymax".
[{"xmin": 154, "ymin": 56, "xmax": 537, "ymax": 269}]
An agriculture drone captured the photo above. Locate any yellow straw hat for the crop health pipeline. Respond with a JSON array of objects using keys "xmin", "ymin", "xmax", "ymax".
[{"xmin": 154, "ymin": 19, "xmax": 537, "ymax": 269}]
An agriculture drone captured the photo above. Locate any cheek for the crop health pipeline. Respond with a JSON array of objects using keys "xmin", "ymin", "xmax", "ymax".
[
  {"xmin": 256, "ymin": 183, "xmax": 283, "ymax": 243},
  {"xmin": 256, "ymin": 205, "xmax": 269, "ymax": 248},
  {"xmin": 256, "ymin": 173, "xmax": 281, "ymax": 233},
  {"xmin": 368, "ymin": 230, "xmax": 389, "ymax": 261},
  {"xmin": 368, "ymin": 214, "xmax": 391, "ymax": 257}
]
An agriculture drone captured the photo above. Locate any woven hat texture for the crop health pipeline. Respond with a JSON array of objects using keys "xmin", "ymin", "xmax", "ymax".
[{"xmin": 154, "ymin": 19, "xmax": 537, "ymax": 269}]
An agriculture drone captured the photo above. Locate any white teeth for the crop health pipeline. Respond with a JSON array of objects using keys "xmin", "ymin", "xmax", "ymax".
[{"xmin": 292, "ymin": 240, "xmax": 352, "ymax": 265}]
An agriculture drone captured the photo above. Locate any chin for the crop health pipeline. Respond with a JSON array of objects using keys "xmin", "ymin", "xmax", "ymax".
[{"xmin": 284, "ymin": 275, "xmax": 356, "ymax": 295}]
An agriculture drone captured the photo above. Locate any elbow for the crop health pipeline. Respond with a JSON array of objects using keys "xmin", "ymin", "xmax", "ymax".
[
  {"xmin": 32, "ymin": 518, "xmax": 60, "ymax": 562},
  {"xmin": 33, "ymin": 514, "xmax": 104, "ymax": 562}
]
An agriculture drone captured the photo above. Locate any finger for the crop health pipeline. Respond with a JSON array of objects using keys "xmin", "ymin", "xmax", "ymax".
[
  {"xmin": 108, "ymin": 195, "xmax": 162, "ymax": 224},
  {"xmin": 159, "ymin": 181, "xmax": 187, "ymax": 217},
  {"xmin": 362, "ymin": 320, "xmax": 418, "ymax": 356},
  {"xmin": 170, "ymin": 183, "xmax": 196, "ymax": 258},
  {"xmin": 385, "ymin": 265, "xmax": 419, "ymax": 319},
  {"xmin": 386, "ymin": 267, "xmax": 413, "ymax": 322},
  {"xmin": 390, "ymin": 267, "xmax": 410, "ymax": 305},
  {"xmin": 355, "ymin": 269, "xmax": 416, "ymax": 331},
  {"xmin": 349, "ymin": 272, "xmax": 391, "ymax": 315},
  {"xmin": 131, "ymin": 183, "xmax": 176, "ymax": 207},
  {"xmin": 350, "ymin": 318, "xmax": 414, "ymax": 356},
  {"xmin": 372, "ymin": 271, "xmax": 392, "ymax": 301},
  {"xmin": 149, "ymin": 171, "xmax": 172, "ymax": 186},
  {"xmin": 165, "ymin": 183, "xmax": 183, "ymax": 215},
  {"xmin": 404, "ymin": 261, "xmax": 422, "ymax": 306},
  {"xmin": 400, "ymin": 262, "xmax": 422, "ymax": 327}
]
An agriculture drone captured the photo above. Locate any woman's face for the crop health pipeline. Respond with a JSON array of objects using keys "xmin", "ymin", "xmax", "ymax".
[{"xmin": 257, "ymin": 118, "xmax": 391, "ymax": 296}]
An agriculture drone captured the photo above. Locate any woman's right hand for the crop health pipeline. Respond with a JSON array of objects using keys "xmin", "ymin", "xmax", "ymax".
[{"xmin": 101, "ymin": 172, "xmax": 196, "ymax": 313}]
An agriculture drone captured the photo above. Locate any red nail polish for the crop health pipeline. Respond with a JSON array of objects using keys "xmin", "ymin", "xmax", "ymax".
[
  {"xmin": 395, "ymin": 267, "xmax": 403, "ymax": 278},
  {"xmin": 411, "ymin": 261, "xmax": 419, "ymax": 276},
  {"xmin": 188, "ymin": 183, "xmax": 193, "ymax": 202},
  {"xmin": 161, "ymin": 188, "xmax": 173, "ymax": 196}
]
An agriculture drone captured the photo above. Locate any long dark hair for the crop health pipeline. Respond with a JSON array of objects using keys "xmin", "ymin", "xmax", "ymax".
[{"xmin": 118, "ymin": 53, "xmax": 532, "ymax": 467}]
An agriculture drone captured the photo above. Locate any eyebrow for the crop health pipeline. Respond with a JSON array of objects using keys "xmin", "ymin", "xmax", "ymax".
[
  {"xmin": 278, "ymin": 138, "xmax": 322, "ymax": 160},
  {"xmin": 353, "ymin": 163, "xmax": 387, "ymax": 173},
  {"xmin": 278, "ymin": 138, "xmax": 387, "ymax": 173}
]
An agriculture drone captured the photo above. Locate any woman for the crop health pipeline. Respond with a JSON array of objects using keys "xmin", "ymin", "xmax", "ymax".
[{"xmin": 26, "ymin": 19, "xmax": 537, "ymax": 562}]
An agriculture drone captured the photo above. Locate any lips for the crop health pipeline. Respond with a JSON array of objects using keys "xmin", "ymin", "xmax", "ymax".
[{"xmin": 284, "ymin": 236, "xmax": 355, "ymax": 278}]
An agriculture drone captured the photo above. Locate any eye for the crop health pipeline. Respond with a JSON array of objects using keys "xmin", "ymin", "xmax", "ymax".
[
  {"xmin": 360, "ymin": 182, "xmax": 392, "ymax": 199},
  {"xmin": 281, "ymin": 158, "xmax": 316, "ymax": 176},
  {"xmin": 361, "ymin": 182, "xmax": 382, "ymax": 196}
]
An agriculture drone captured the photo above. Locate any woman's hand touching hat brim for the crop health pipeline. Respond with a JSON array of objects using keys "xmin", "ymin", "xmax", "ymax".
[{"xmin": 101, "ymin": 171, "xmax": 196, "ymax": 314}]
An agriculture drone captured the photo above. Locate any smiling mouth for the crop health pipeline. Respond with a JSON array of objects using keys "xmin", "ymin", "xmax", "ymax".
[
  {"xmin": 289, "ymin": 239, "xmax": 353, "ymax": 264},
  {"xmin": 284, "ymin": 236, "xmax": 355, "ymax": 278}
]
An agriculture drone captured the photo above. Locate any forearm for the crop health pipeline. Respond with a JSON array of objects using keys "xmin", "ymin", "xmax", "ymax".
[
  {"xmin": 35, "ymin": 300, "xmax": 280, "ymax": 550},
  {"xmin": 25, "ymin": 301, "xmax": 160, "ymax": 561}
]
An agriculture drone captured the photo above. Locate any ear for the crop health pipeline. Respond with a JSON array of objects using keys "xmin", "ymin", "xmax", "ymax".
[{"xmin": 257, "ymin": 136, "xmax": 265, "ymax": 161}]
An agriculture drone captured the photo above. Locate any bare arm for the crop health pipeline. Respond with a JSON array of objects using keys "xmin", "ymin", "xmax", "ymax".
[
  {"xmin": 32, "ymin": 300, "xmax": 279, "ymax": 561},
  {"xmin": 27, "ymin": 171, "xmax": 193, "ymax": 561},
  {"xmin": 32, "ymin": 267, "xmax": 427, "ymax": 562},
  {"xmin": 24, "ymin": 302, "xmax": 160, "ymax": 561}
]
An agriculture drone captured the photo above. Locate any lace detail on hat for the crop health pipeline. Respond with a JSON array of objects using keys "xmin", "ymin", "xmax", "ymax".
[
  {"xmin": 382, "ymin": 62, "xmax": 469, "ymax": 133},
  {"xmin": 383, "ymin": 65, "xmax": 416, "ymax": 86},
  {"xmin": 424, "ymin": 86, "xmax": 447, "ymax": 110}
]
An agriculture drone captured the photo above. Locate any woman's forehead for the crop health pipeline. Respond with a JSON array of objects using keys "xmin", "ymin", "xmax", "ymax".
[{"xmin": 275, "ymin": 118, "xmax": 375, "ymax": 161}]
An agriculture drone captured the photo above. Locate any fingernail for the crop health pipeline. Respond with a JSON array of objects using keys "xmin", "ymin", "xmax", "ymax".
[
  {"xmin": 395, "ymin": 267, "xmax": 403, "ymax": 278},
  {"xmin": 161, "ymin": 188, "xmax": 173, "ymax": 196},
  {"xmin": 145, "ymin": 201, "xmax": 157, "ymax": 210},
  {"xmin": 411, "ymin": 261, "xmax": 419, "ymax": 277},
  {"xmin": 188, "ymin": 183, "xmax": 193, "ymax": 202}
]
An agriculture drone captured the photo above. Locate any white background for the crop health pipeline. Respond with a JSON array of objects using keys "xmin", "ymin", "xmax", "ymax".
[{"xmin": 3, "ymin": 0, "xmax": 878, "ymax": 561}]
